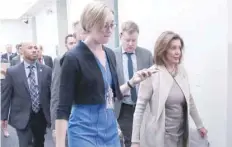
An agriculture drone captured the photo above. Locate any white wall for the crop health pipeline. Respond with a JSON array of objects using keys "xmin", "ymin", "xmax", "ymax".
[
  {"xmin": 0, "ymin": 20, "xmax": 33, "ymax": 52},
  {"xmin": 35, "ymin": 3, "xmax": 58, "ymax": 58},
  {"xmin": 227, "ymin": 1, "xmax": 232, "ymax": 147},
  {"xmin": 67, "ymin": 0, "xmax": 93, "ymax": 33},
  {"xmin": 228, "ymin": 43, "xmax": 232, "ymax": 147},
  {"xmin": 119, "ymin": 0, "xmax": 228, "ymax": 146}
]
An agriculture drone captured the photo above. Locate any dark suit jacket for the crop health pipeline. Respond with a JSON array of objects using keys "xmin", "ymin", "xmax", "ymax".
[
  {"xmin": 114, "ymin": 46, "xmax": 153, "ymax": 118},
  {"xmin": 1, "ymin": 62, "xmax": 52, "ymax": 130},
  {"xmin": 50, "ymin": 56, "xmax": 62, "ymax": 130},
  {"xmin": 1, "ymin": 53, "xmax": 17, "ymax": 62},
  {"xmin": 43, "ymin": 55, "xmax": 53, "ymax": 68},
  {"xmin": 10, "ymin": 55, "xmax": 21, "ymax": 66}
]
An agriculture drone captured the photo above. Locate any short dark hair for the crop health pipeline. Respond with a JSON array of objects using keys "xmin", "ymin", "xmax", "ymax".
[
  {"xmin": 65, "ymin": 34, "xmax": 75, "ymax": 44},
  {"xmin": 73, "ymin": 21, "xmax": 79, "ymax": 28},
  {"xmin": 16, "ymin": 43, "xmax": 22, "ymax": 49}
]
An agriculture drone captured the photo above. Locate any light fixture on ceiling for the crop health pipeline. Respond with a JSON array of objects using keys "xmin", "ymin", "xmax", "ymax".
[
  {"xmin": 46, "ymin": 9, "xmax": 53, "ymax": 15},
  {"xmin": 21, "ymin": 16, "xmax": 30, "ymax": 24}
]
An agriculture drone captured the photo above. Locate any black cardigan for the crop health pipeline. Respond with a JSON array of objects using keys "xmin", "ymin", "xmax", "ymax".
[{"xmin": 56, "ymin": 41, "xmax": 123, "ymax": 120}]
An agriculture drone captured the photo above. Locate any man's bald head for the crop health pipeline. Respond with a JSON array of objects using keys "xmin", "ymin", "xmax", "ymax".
[{"xmin": 21, "ymin": 42, "xmax": 38, "ymax": 62}]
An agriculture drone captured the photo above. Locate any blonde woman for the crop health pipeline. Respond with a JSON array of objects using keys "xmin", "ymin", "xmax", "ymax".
[
  {"xmin": 55, "ymin": 2, "xmax": 153, "ymax": 147},
  {"xmin": 131, "ymin": 31, "xmax": 207, "ymax": 147}
]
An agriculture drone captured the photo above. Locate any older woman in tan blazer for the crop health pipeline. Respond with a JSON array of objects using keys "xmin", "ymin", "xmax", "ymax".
[{"xmin": 131, "ymin": 31, "xmax": 207, "ymax": 147}]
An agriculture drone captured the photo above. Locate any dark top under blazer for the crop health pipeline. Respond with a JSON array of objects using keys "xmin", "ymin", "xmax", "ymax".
[{"xmin": 56, "ymin": 41, "xmax": 123, "ymax": 120}]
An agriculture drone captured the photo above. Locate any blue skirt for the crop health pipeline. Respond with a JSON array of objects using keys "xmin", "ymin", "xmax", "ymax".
[{"xmin": 68, "ymin": 104, "xmax": 121, "ymax": 147}]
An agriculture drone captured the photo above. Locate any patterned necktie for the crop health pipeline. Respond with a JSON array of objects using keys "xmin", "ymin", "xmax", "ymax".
[
  {"xmin": 126, "ymin": 52, "xmax": 137, "ymax": 103},
  {"xmin": 28, "ymin": 65, "xmax": 40, "ymax": 113}
]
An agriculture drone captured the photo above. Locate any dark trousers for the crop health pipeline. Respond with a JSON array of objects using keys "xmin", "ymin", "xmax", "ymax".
[
  {"xmin": 118, "ymin": 103, "xmax": 135, "ymax": 147},
  {"xmin": 16, "ymin": 109, "xmax": 47, "ymax": 147}
]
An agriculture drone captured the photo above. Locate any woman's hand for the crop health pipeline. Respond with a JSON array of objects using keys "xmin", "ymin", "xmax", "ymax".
[
  {"xmin": 198, "ymin": 127, "xmax": 208, "ymax": 138},
  {"xmin": 1, "ymin": 68, "xmax": 6, "ymax": 75},
  {"xmin": 131, "ymin": 143, "xmax": 140, "ymax": 147},
  {"xmin": 130, "ymin": 67, "xmax": 159, "ymax": 86},
  {"xmin": 52, "ymin": 130, "xmax": 56, "ymax": 143},
  {"xmin": 1, "ymin": 120, "xmax": 10, "ymax": 137}
]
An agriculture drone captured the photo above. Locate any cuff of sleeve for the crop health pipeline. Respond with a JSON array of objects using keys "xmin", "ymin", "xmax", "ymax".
[
  {"xmin": 131, "ymin": 139, "xmax": 140, "ymax": 144},
  {"xmin": 197, "ymin": 124, "xmax": 204, "ymax": 129},
  {"xmin": 56, "ymin": 110, "xmax": 69, "ymax": 120}
]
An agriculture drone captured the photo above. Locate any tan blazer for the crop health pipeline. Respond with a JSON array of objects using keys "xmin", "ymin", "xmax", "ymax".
[{"xmin": 131, "ymin": 64, "xmax": 204, "ymax": 147}]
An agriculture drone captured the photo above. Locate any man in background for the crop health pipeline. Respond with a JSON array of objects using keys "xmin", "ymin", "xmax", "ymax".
[
  {"xmin": 15, "ymin": 44, "xmax": 21, "ymax": 55},
  {"xmin": 50, "ymin": 34, "xmax": 77, "ymax": 146},
  {"xmin": 114, "ymin": 21, "xmax": 153, "ymax": 147},
  {"xmin": 1, "ymin": 58, "xmax": 10, "ymax": 138},
  {"xmin": 1, "ymin": 44, "xmax": 16, "ymax": 62},
  {"xmin": 37, "ymin": 45, "xmax": 53, "ymax": 68},
  {"xmin": 1, "ymin": 42, "xmax": 52, "ymax": 147},
  {"xmin": 11, "ymin": 43, "xmax": 24, "ymax": 66}
]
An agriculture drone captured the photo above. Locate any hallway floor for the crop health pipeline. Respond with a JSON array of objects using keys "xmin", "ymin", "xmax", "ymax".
[{"xmin": 1, "ymin": 125, "xmax": 54, "ymax": 147}]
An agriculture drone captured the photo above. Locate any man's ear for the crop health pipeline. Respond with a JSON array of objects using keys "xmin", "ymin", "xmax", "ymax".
[{"xmin": 119, "ymin": 32, "xmax": 123, "ymax": 39}]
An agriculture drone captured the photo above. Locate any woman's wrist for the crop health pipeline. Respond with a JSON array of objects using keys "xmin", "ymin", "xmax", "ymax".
[
  {"xmin": 128, "ymin": 79, "xmax": 135, "ymax": 88},
  {"xmin": 131, "ymin": 142, "xmax": 139, "ymax": 145}
]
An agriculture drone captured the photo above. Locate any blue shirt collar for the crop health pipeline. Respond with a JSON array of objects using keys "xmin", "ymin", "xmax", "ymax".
[{"xmin": 24, "ymin": 60, "xmax": 37, "ymax": 68}]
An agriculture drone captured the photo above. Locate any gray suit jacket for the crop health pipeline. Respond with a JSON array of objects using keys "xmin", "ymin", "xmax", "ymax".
[
  {"xmin": 114, "ymin": 46, "xmax": 153, "ymax": 118},
  {"xmin": 10, "ymin": 55, "xmax": 21, "ymax": 66},
  {"xmin": 50, "ymin": 56, "xmax": 62, "ymax": 130},
  {"xmin": 1, "ymin": 62, "xmax": 52, "ymax": 130},
  {"xmin": 1, "ymin": 58, "xmax": 8, "ymax": 63},
  {"xmin": 50, "ymin": 56, "xmax": 69, "ymax": 146},
  {"xmin": 43, "ymin": 55, "xmax": 53, "ymax": 68}
]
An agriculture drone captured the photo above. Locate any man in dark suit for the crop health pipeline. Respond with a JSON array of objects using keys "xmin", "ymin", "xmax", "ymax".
[
  {"xmin": 1, "ymin": 42, "xmax": 52, "ymax": 147},
  {"xmin": 0, "ymin": 58, "xmax": 10, "ymax": 137},
  {"xmin": 37, "ymin": 45, "xmax": 53, "ymax": 68},
  {"xmin": 11, "ymin": 44, "xmax": 23, "ymax": 66},
  {"xmin": 50, "ymin": 34, "xmax": 77, "ymax": 146},
  {"xmin": 1, "ymin": 44, "xmax": 17, "ymax": 62}
]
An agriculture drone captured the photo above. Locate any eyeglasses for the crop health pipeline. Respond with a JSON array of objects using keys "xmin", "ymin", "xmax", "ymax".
[
  {"xmin": 103, "ymin": 23, "xmax": 116, "ymax": 30},
  {"xmin": 27, "ymin": 46, "xmax": 38, "ymax": 49}
]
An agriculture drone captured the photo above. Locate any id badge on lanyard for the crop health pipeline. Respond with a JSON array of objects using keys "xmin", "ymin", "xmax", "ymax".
[
  {"xmin": 102, "ymin": 57, "xmax": 114, "ymax": 109},
  {"xmin": 106, "ymin": 86, "xmax": 114, "ymax": 109}
]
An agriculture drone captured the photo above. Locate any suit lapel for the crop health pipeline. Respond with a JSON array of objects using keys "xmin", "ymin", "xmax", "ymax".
[
  {"xmin": 156, "ymin": 65, "xmax": 190, "ymax": 121},
  {"xmin": 156, "ymin": 65, "xmax": 173, "ymax": 121},
  {"xmin": 135, "ymin": 48, "xmax": 143, "ymax": 70},
  {"xmin": 19, "ymin": 63, "xmax": 30, "ymax": 95},
  {"xmin": 36, "ymin": 63, "xmax": 43, "ymax": 94},
  {"xmin": 174, "ymin": 68, "xmax": 190, "ymax": 104},
  {"xmin": 116, "ymin": 47, "xmax": 125, "ymax": 85}
]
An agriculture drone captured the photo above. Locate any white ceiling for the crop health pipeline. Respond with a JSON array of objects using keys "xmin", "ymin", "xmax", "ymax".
[{"xmin": 0, "ymin": 0, "xmax": 39, "ymax": 19}]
